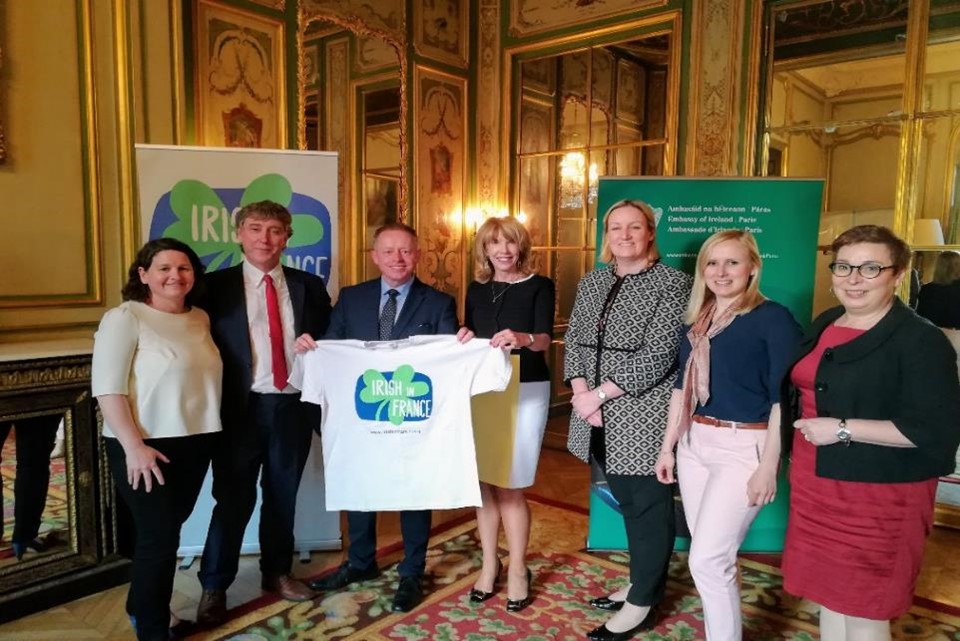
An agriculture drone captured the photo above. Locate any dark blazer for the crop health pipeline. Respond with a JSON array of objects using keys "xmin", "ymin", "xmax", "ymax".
[
  {"xmin": 325, "ymin": 277, "xmax": 457, "ymax": 340},
  {"xmin": 201, "ymin": 264, "xmax": 332, "ymax": 425},
  {"xmin": 780, "ymin": 299, "xmax": 960, "ymax": 483}
]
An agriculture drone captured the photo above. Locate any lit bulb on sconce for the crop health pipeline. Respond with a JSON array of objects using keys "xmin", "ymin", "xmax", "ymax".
[{"xmin": 516, "ymin": 211, "xmax": 528, "ymax": 224}]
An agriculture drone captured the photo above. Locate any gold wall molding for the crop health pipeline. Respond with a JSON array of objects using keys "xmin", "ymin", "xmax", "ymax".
[
  {"xmin": 324, "ymin": 37, "xmax": 352, "ymax": 283},
  {"xmin": 476, "ymin": 0, "xmax": 501, "ymax": 210},
  {"xmin": 0, "ymin": 360, "xmax": 92, "ymax": 393},
  {"xmin": 509, "ymin": 0, "xmax": 667, "ymax": 38},
  {"xmin": 686, "ymin": 0, "xmax": 747, "ymax": 176},
  {"xmin": 113, "ymin": 0, "xmax": 137, "ymax": 269},
  {"xmin": 0, "ymin": 0, "xmax": 105, "ymax": 310},
  {"xmin": 0, "ymin": 45, "xmax": 6, "ymax": 164},
  {"xmin": 742, "ymin": 0, "xmax": 764, "ymax": 175},
  {"xmin": 413, "ymin": 65, "xmax": 467, "ymax": 303}
]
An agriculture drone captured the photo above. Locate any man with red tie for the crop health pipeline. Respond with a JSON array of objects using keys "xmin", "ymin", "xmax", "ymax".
[{"xmin": 196, "ymin": 200, "xmax": 331, "ymax": 626}]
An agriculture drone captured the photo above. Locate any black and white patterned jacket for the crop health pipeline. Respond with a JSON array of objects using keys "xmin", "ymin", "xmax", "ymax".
[{"xmin": 564, "ymin": 262, "xmax": 691, "ymax": 475}]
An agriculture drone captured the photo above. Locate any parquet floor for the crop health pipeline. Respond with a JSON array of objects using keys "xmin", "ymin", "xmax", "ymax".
[{"xmin": 0, "ymin": 445, "xmax": 956, "ymax": 640}]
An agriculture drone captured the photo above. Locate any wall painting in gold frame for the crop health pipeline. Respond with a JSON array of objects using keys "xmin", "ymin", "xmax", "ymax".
[
  {"xmin": 194, "ymin": 0, "xmax": 287, "ymax": 148},
  {"xmin": 414, "ymin": 0, "xmax": 468, "ymax": 68}
]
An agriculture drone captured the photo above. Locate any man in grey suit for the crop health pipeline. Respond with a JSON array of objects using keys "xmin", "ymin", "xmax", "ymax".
[{"xmin": 295, "ymin": 222, "xmax": 470, "ymax": 613}]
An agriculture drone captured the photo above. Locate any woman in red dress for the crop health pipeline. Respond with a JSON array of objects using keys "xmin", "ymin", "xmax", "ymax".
[{"xmin": 782, "ymin": 225, "xmax": 960, "ymax": 640}]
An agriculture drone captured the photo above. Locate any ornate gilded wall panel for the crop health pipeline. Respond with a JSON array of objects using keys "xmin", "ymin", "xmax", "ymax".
[
  {"xmin": 194, "ymin": 0, "xmax": 286, "ymax": 148},
  {"xmin": 476, "ymin": 0, "xmax": 501, "ymax": 210},
  {"xmin": 355, "ymin": 35, "xmax": 398, "ymax": 72},
  {"xmin": 414, "ymin": 66, "xmax": 467, "ymax": 301},
  {"xmin": 301, "ymin": 0, "xmax": 406, "ymax": 43},
  {"xmin": 414, "ymin": 0, "xmax": 468, "ymax": 67},
  {"xmin": 509, "ymin": 0, "xmax": 667, "ymax": 38},
  {"xmin": 685, "ymin": 0, "xmax": 747, "ymax": 176}
]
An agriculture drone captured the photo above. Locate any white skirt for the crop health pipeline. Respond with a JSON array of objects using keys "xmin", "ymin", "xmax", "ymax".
[{"xmin": 505, "ymin": 381, "xmax": 551, "ymax": 489}]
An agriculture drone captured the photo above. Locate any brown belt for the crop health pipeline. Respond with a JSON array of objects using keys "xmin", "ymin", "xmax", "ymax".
[{"xmin": 692, "ymin": 414, "xmax": 767, "ymax": 430}]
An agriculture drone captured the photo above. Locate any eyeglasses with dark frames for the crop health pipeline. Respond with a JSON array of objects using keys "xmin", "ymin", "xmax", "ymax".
[{"xmin": 828, "ymin": 262, "xmax": 896, "ymax": 279}]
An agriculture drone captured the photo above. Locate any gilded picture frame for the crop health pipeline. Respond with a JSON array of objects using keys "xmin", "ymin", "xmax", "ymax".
[
  {"xmin": 414, "ymin": 0, "xmax": 468, "ymax": 67},
  {"xmin": 194, "ymin": 0, "xmax": 287, "ymax": 148}
]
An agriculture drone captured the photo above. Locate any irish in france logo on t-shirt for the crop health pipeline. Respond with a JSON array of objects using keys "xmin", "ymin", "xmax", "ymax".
[{"xmin": 355, "ymin": 365, "xmax": 434, "ymax": 425}]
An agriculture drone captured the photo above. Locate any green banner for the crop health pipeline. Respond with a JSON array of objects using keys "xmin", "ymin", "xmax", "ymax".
[{"xmin": 587, "ymin": 177, "xmax": 824, "ymax": 552}]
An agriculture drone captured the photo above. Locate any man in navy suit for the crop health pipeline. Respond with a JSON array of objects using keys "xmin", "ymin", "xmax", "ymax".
[
  {"xmin": 297, "ymin": 222, "xmax": 469, "ymax": 613},
  {"xmin": 196, "ymin": 200, "xmax": 331, "ymax": 626}
]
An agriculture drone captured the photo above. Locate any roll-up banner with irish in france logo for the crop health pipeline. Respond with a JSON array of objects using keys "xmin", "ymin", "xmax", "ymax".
[
  {"xmin": 135, "ymin": 144, "xmax": 341, "ymax": 556},
  {"xmin": 135, "ymin": 145, "xmax": 339, "ymax": 294}
]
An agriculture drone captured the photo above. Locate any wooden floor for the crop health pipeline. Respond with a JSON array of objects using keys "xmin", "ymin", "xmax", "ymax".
[{"xmin": 0, "ymin": 446, "xmax": 957, "ymax": 640}]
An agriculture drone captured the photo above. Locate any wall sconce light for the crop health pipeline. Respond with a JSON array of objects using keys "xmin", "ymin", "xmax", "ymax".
[
  {"xmin": 559, "ymin": 151, "xmax": 599, "ymax": 209},
  {"xmin": 914, "ymin": 218, "xmax": 945, "ymax": 246}
]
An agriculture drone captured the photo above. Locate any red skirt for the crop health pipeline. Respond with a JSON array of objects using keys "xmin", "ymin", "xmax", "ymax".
[{"xmin": 782, "ymin": 430, "xmax": 937, "ymax": 619}]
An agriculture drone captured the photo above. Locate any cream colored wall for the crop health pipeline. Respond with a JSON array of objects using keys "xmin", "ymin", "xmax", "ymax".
[{"xmin": 0, "ymin": 0, "xmax": 183, "ymax": 342}]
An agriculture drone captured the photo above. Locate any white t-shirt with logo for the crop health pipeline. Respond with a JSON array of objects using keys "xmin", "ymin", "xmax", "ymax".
[{"xmin": 289, "ymin": 335, "xmax": 512, "ymax": 511}]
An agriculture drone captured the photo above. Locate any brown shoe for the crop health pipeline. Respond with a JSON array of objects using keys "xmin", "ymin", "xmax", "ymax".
[
  {"xmin": 196, "ymin": 588, "xmax": 226, "ymax": 627},
  {"xmin": 262, "ymin": 574, "xmax": 315, "ymax": 602}
]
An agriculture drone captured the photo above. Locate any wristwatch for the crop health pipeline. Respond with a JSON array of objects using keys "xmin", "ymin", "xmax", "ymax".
[
  {"xmin": 596, "ymin": 387, "xmax": 608, "ymax": 402},
  {"xmin": 836, "ymin": 418, "xmax": 852, "ymax": 446},
  {"xmin": 528, "ymin": 333, "xmax": 535, "ymax": 347}
]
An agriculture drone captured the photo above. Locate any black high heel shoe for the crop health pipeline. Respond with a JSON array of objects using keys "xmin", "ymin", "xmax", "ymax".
[
  {"xmin": 469, "ymin": 558, "xmax": 502, "ymax": 603},
  {"xmin": 589, "ymin": 596, "xmax": 625, "ymax": 611},
  {"xmin": 505, "ymin": 568, "xmax": 533, "ymax": 612}
]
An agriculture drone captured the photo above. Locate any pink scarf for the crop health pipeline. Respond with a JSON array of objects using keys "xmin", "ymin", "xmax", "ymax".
[{"xmin": 679, "ymin": 299, "xmax": 743, "ymax": 429}]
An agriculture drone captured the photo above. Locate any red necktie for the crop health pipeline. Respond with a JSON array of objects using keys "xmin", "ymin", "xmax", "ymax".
[{"xmin": 263, "ymin": 274, "xmax": 288, "ymax": 391}]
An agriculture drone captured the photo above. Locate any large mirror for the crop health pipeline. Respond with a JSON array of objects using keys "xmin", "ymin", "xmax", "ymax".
[
  {"xmin": 0, "ymin": 352, "xmax": 125, "ymax": 621},
  {"xmin": 298, "ymin": 13, "xmax": 406, "ymax": 285},
  {"xmin": 762, "ymin": 0, "xmax": 960, "ymax": 526},
  {"xmin": 508, "ymin": 20, "xmax": 679, "ymax": 444}
]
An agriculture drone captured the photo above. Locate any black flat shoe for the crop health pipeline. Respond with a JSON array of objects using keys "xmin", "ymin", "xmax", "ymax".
[
  {"xmin": 469, "ymin": 558, "xmax": 502, "ymax": 603},
  {"xmin": 308, "ymin": 561, "xmax": 380, "ymax": 591},
  {"xmin": 391, "ymin": 575, "xmax": 425, "ymax": 613},
  {"xmin": 589, "ymin": 596, "xmax": 625, "ymax": 611},
  {"xmin": 586, "ymin": 606, "xmax": 659, "ymax": 640},
  {"xmin": 505, "ymin": 568, "xmax": 533, "ymax": 613}
]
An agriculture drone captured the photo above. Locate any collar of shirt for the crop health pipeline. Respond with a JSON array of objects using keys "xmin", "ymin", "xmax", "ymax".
[
  {"xmin": 379, "ymin": 276, "xmax": 414, "ymax": 314},
  {"xmin": 242, "ymin": 260, "xmax": 285, "ymax": 288}
]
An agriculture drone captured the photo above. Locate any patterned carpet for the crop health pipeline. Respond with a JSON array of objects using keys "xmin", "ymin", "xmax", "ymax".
[{"xmin": 199, "ymin": 499, "xmax": 960, "ymax": 641}]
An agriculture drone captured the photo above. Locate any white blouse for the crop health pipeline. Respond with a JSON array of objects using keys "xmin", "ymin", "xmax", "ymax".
[{"xmin": 92, "ymin": 301, "xmax": 223, "ymax": 439}]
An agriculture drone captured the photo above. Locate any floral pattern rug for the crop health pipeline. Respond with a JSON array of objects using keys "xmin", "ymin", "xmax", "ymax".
[{"xmin": 199, "ymin": 500, "xmax": 960, "ymax": 641}]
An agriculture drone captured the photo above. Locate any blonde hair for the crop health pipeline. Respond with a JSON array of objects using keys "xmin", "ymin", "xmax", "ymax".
[
  {"xmin": 599, "ymin": 199, "xmax": 661, "ymax": 264},
  {"xmin": 685, "ymin": 229, "xmax": 766, "ymax": 324},
  {"xmin": 933, "ymin": 251, "xmax": 960, "ymax": 285},
  {"xmin": 473, "ymin": 216, "xmax": 534, "ymax": 283}
]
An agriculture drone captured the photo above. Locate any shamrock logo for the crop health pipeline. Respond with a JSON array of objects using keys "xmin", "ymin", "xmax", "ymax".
[
  {"xmin": 160, "ymin": 173, "xmax": 326, "ymax": 270},
  {"xmin": 356, "ymin": 365, "xmax": 433, "ymax": 425}
]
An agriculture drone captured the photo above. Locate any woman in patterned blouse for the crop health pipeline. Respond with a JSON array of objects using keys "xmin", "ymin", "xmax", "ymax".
[{"xmin": 565, "ymin": 200, "xmax": 691, "ymax": 641}]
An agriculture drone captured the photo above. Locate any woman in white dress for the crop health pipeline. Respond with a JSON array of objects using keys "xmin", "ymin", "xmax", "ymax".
[{"xmin": 464, "ymin": 216, "xmax": 555, "ymax": 612}]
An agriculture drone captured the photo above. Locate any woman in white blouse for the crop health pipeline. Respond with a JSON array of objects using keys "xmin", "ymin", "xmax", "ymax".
[{"xmin": 92, "ymin": 238, "xmax": 222, "ymax": 641}]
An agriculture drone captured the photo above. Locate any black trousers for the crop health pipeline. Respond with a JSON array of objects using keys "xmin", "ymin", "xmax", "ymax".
[
  {"xmin": 199, "ymin": 393, "xmax": 314, "ymax": 589},
  {"xmin": 605, "ymin": 473, "xmax": 676, "ymax": 607},
  {"xmin": 0, "ymin": 415, "xmax": 60, "ymax": 544},
  {"xmin": 106, "ymin": 434, "xmax": 215, "ymax": 641},
  {"xmin": 347, "ymin": 509, "xmax": 431, "ymax": 578}
]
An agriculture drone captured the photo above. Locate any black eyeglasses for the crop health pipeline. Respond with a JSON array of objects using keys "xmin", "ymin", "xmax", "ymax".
[{"xmin": 828, "ymin": 262, "xmax": 896, "ymax": 279}]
